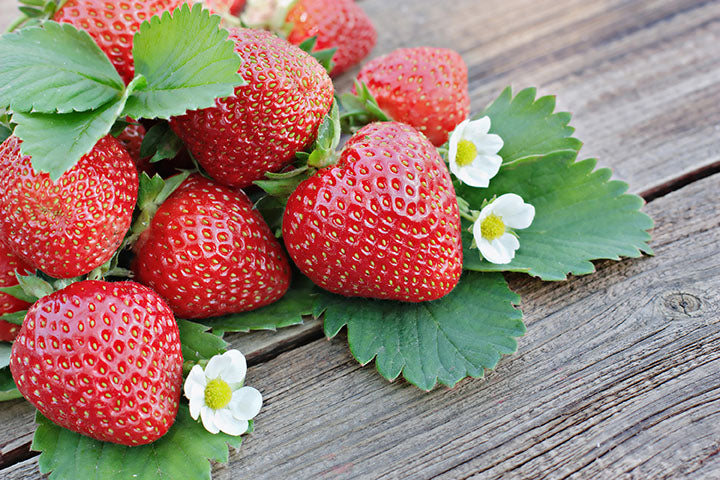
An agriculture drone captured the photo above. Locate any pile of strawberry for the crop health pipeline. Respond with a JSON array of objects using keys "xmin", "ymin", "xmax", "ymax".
[{"xmin": 0, "ymin": 0, "xmax": 474, "ymax": 450}]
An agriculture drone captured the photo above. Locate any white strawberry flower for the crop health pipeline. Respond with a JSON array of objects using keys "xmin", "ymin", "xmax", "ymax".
[
  {"xmin": 184, "ymin": 350, "xmax": 263, "ymax": 436},
  {"xmin": 472, "ymin": 193, "xmax": 535, "ymax": 264},
  {"xmin": 448, "ymin": 117, "xmax": 504, "ymax": 188}
]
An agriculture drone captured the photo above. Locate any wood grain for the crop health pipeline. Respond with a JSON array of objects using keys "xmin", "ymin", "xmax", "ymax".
[{"xmin": 1, "ymin": 0, "xmax": 719, "ymax": 477}]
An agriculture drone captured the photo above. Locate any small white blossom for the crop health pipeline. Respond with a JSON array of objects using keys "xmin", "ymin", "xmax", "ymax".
[
  {"xmin": 184, "ymin": 350, "xmax": 262, "ymax": 436},
  {"xmin": 472, "ymin": 193, "xmax": 535, "ymax": 264},
  {"xmin": 448, "ymin": 117, "xmax": 504, "ymax": 188}
]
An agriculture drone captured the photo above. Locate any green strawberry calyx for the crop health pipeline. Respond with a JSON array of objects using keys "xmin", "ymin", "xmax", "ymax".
[
  {"xmin": 339, "ymin": 80, "xmax": 391, "ymax": 134},
  {"xmin": 5, "ymin": 0, "xmax": 67, "ymax": 33}
]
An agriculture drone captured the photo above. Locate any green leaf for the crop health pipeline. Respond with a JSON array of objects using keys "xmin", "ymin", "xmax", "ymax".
[
  {"xmin": 460, "ymin": 151, "xmax": 654, "ymax": 280},
  {"xmin": 205, "ymin": 274, "xmax": 315, "ymax": 332},
  {"xmin": 339, "ymin": 81, "xmax": 391, "ymax": 133},
  {"xmin": 0, "ymin": 310, "xmax": 27, "ymax": 326},
  {"xmin": 12, "ymin": 97, "xmax": 126, "ymax": 181},
  {"xmin": 320, "ymin": 272, "xmax": 525, "ymax": 391},
  {"xmin": 481, "ymin": 87, "xmax": 583, "ymax": 164},
  {"xmin": 0, "ymin": 367, "xmax": 21, "ymax": 402},
  {"xmin": 0, "ymin": 21, "xmax": 124, "ymax": 114},
  {"xmin": 177, "ymin": 319, "xmax": 227, "ymax": 363},
  {"xmin": 0, "ymin": 124, "xmax": 11, "ymax": 143},
  {"xmin": 33, "ymin": 404, "xmax": 245, "ymax": 480},
  {"xmin": 124, "ymin": 3, "xmax": 244, "ymax": 120},
  {"xmin": 139, "ymin": 122, "xmax": 184, "ymax": 163}
]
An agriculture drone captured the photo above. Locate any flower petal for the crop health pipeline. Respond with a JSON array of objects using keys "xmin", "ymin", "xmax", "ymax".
[
  {"xmin": 455, "ymin": 166, "xmax": 491, "ymax": 188},
  {"xmin": 184, "ymin": 365, "xmax": 207, "ymax": 399},
  {"xmin": 205, "ymin": 352, "xmax": 233, "ymax": 380},
  {"xmin": 188, "ymin": 391, "xmax": 204, "ymax": 420},
  {"xmin": 465, "ymin": 116, "xmax": 491, "ymax": 137},
  {"xmin": 491, "ymin": 193, "xmax": 535, "ymax": 229},
  {"xmin": 200, "ymin": 406, "xmax": 220, "ymax": 434},
  {"xmin": 479, "ymin": 234, "xmax": 518, "ymax": 264},
  {"xmin": 229, "ymin": 386, "xmax": 263, "ymax": 421},
  {"xmin": 475, "ymin": 133, "xmax": 504, "ymax": 155},
  {"xmin": 215, "ymin": 409, "xmax": 249, "ymax": 436},
  {"xmin": 447, "ymin": 119, "xmax": 468, "ymax": 168},
  {"xmin": 221, "ymin": 350, "xmax": 247, "ymax": 385}
]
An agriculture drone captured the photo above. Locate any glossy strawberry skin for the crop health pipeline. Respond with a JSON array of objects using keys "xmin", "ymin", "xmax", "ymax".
[
  {"xmin": 287, "ymin": 0, "xmax": 376, "ymax": 77},
  {"xmin": 9, "ymin": 280, "xmax": 183, "ymax": 446},
  {"xmin": 283, "ymin": 122, "xmax": 463, "ymax": 302},
  {"xmin": 170, "ymin": 28, "xmax": 334, "ymax": 189},
  {"xmin": 132, "ymin": 174, "xmax": 291, "ymax": 319},
  {"xmin": 53, "ymin": 0, "xmax": 183, "ymax": 84},
  {"xmin": 0, "ymin": 136, "xmax": 138, "ymax": 279},
  {"xmin": 356, "ymin": 48, "xmax": 470, "ymax": 146},
  {"xmin": 0, "ymin": 243, "xmax": 33, "ymax": 342}
]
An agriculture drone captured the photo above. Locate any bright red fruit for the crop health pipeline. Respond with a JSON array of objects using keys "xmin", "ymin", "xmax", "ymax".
[
  {"xmin": 0, "ymin": 136, "xmax": 138, "ymax": 279},
  {"xmin": 53, "ymin": 0, "xmax": 183, "ymax": 84},
  {"xmin": 0, "ymin": 242, "xmax": 33, "ymax": 342},
  {"xmin": 170, "ymin": 28, "xmax": 334, "ymax": 189},
  {"xmin": 132, "ymin": 174, "xmax": 291, "ymax": 319},
  {"xmin": 9, "ymin": 280, "xmax": 183, "ymax": 446},
  {"xmin": 356, "ymin": 47, "xmax": 470, "ymax": 146},
  {"xmin": 287, "ymin": 0, "xmax": 376, "ymax": 76},
  {"xmin": 283, "ymin": 122, "xmax": 463, "ymax": 302}
]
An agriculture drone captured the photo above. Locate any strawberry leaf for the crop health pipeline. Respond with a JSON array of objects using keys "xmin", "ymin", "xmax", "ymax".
[
  {"xmin": 139, "ymin": 122, "xmax": 184, "ymax": 163},
  {"xmin": 0, "ymin": 367, "xmax": 21, "ymax": 402},
  {"xmin": 32, "ymin": 405, "xmax": 245, "ymax": 480},
  {"xmin": 0, "ymin": 311, "xmax": 26, "ymax": 326},
  {"xmin": 177, "ymin": 319, "xmax": 227, "ymax": 363},
  {"xmin": 123, "ymin": 3, "xmax": 245, "ymax": 120},
  {"xmin": 459, "ymin": 151, "xmax": 654, "ymax": 280},
  {"xmin": 204, "ymin": 274, "xmax": 316, "ymax": 332},
  {"xmin": 320, "ymin": 272, "xmax": 524, "ymax": 391},
  {"xmin": 0, "ymin": 21, "xmax": 124, "ymax": 114},
  {"xmin": 482, "ymin": 87, "xmax": 583, "ymax": 164}
]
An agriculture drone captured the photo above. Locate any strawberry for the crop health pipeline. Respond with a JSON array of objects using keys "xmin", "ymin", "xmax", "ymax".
[
  {"xmin": 132, "ymin": 174, "xmax": 291, "ymax": 319},
  {"xmin": 355, "ymin": 47, "xmax": 470, "ymax": 146},
  {"xmin": 170, "ymin": 28, "xmax": 334, "ymax": 189},
  {"xmin": 285, "ymin": 0, "xmax": 376, "ymax": 77},
  {"xmin": 203, "ymin": 0, "xmax": 245, "ymax": 16},
  {"xmin": 0, "ymin": 242, "xmax": 33, "ymax": 342},
  {"xmin": 53, "ymin": 0, "xmax": 183, "ymax": 84},
  {"xmin": 0, "ymin": 135, "xmax": 138, "ymax": 279},
  {"xmin": 116, "ymin": 120, "xmax": 154, "ymax": 175},
  {"xmin": 9, "ymin": 280, "xmax": 183, "ymax": 446},
  {"xmin": 282, "ymin": 122, "xmax": 463, "ymax": 302}
]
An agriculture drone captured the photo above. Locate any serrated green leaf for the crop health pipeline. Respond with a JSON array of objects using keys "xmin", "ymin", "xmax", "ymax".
[
  {"xmin": 0, "ymin": 367, "xmax": 21, "ymax": 402},
  {"xmin": 0, "ymin": 21, "xmax": 124, "ymax": 114},
  {"xmin": 481, "ymin": 87, "xmax": 583, "ymax": 164},
  {"xmin": 124, "ymin": 3, "xmax": 244, "ymax": 120},
  {"xmin": 33, "ymin": 404, "xmax": 245, "ymax": 480},
  {"xmin": 460, "ymin": 151, "xmax": 654, "ymax": 280},
  {"xmin": 0, "ymin": 124, "xmax": 11, "ymax": 143},
  {"xmin": 319, "ymin": 272, "xmax": 525, "ymax": 391},
  {"xmin": 205, "ymin": 274, "xmax": 315, "ymax": 332},
  {"xmin": 177, "ymin": 319, "xmax": 227, "ymax": 363},
  {"xmin": 12, "ymin": 97, "xmax": 125, "ymax": 181}
]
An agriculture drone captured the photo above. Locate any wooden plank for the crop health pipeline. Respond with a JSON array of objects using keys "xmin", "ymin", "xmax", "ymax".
[{"xmin": 7, "ymin": 170, "xmax": 718, "ymax": 479}]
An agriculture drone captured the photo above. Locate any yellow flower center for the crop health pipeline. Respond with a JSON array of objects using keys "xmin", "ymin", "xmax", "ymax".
[
  {"xmin": 204, "ymin": 378, "xmax": 232, "ymax": 410},
  {"xmin": 455, "ymin": 139, "xmax": 478, "ymax": 167},
  {"xmin": 481, "ymin": 214, "xmax": 506, "ymax": 240}
]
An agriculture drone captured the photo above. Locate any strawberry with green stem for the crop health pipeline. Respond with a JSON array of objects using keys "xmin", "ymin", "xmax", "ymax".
[
  {"xmin": 131, "ymin": 173, "xmax": 291, "ymax": 319},
  {"xmin": 0, "ymin": 243, "xmax": 33, "ymax": 342},
  {"xmin": 281, "ymin": 121, "xmax": 463, "ymax": 302},
  {"xmin": 9, "ymin": 280, "xmax": 183, "ymax": 445},
  {"xmin": 170, "ymin": 27, "xmax": 334, "ymax": 189},
  {"xmin": 341, "ymin": 47, "xmax": 471, "ymax": 147}
]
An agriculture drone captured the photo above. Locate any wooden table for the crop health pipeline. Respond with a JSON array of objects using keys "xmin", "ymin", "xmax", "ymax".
[{"xmin": 1, "ymin": 0, "xmax": 719, "ymax": 478}]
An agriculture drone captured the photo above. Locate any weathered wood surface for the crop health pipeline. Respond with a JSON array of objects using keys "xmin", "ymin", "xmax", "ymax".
[{"xmin": 1, "ymin": 0, "xmax": 720, "ymax": 478}]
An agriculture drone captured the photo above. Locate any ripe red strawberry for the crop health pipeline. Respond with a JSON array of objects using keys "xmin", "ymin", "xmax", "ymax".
[
  {"xmin": 283, "ymin": 122, "xmax": 463, "ymax": 302},
  {"xmin": 132, "ymin": 174, "xmax": 291, "ymax": 319},
  {"xmin": 286, "ymin": 0, "xmax": 376, "ymax": 76},
  {"xmin": 0, "ymin": 135, "xmax": 138, "ymax": 279},
  {"xmin": 170, "ymin": 28, "xmax": 334, "ymax": 189},
  {"xmin": 9, "ymin": 280, "xmax": 183, "ymax": 446},
  {"xmin": 53, "ymin": 0, "xmax": 183, "ymax": 85},
  {"xmin": 0, "ymin": 242, "xmax": 33, "ymax": 342},
  {"xmin": 116, "ymin": 120, "xmax": 154, "ymax": 175},
  {"xmin": 355, "ymin": 48, "xmax": 470, "ymax": 146}
]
